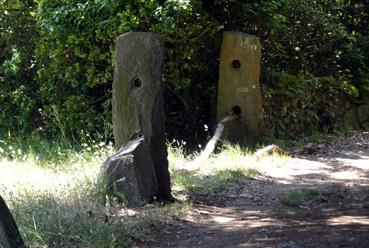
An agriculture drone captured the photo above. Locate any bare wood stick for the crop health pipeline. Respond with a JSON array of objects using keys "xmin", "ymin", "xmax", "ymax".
[
  {"xmin": 192, "ymin": 115, "xmax": 237, "ymax": 165},
  {"xmin": 254, "ymin": 144, "xmax": 288, "ymax": 160}
]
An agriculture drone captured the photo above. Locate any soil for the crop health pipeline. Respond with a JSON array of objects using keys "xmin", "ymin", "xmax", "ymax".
[{"xmin": 136, "ymin": 132, "xmax": 369, "ymax": 248}]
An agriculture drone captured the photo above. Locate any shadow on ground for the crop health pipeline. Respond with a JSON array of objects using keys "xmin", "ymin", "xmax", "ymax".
[{"xmin": 136, "ymin": 132, "xmax": 369, "ymax": 248}]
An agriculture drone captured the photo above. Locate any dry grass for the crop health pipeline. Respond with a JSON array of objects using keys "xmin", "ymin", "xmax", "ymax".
[
  {"xmin": 0, "ymin": 141, "xmax": 190, "ymax": 248},
  {"xmin": 169, "ymin": 141, "xmax": 289, "ymax": 195},
  {"xmin": 0, "ymin": 137, "xmax": 289, "ymax": 247}
]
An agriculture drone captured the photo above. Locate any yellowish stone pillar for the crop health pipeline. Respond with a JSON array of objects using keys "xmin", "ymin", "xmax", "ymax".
[{"xmin": 217, "ymin": 31, "xmax": 264, "ymax": 144}]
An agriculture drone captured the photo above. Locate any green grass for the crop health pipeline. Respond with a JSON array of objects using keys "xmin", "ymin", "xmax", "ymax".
[
  {"xmin": 171, "ymin": 168, "xmax": 258, "ymax": 196},
  {"xmin": 0, "ymin": 136, "xmax": 191, "ymax": 248},
  {"xmin": 0, "ymin": 133, "xmax": 115, "ymax": 167},
  {"xmin": 280, "ymin": 189, "xmax": 322, "ymax": 206},
  {"xmin": 0, "ymin": 135, "xmax": 289, "ymax": 247},
  {"xmin": 169, "ymin": 141, "xmax": 262, "ymax": 196}
]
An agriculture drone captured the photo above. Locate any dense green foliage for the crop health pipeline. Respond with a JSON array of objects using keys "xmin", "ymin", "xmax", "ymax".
[{"xmin": 1, "ymin": 0, "xmax": 368, "ymax": 143}]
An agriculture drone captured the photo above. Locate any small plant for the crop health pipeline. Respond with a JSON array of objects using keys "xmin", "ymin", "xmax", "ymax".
[
  {"xmin": 171, "ymin": 170, "xmax": 203, "ymax": 192},
  {"xmin": 204, "ymin": 169, "xmax": 253, "ymax": 195},
  {"xmin": 280, "ymin": 189, "xmax": 321, "ymax": 206},
  {"xmin": 171, "ymin": 168, "xmax": 256, "ymax": 196}
]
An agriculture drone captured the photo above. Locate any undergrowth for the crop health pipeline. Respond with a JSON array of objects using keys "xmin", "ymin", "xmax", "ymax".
[
  {"xmin": 0, "ymin": 135, "xmax": 291, "ymax": 247},
  {"xmin": 280, "ymin": 189, "xmax": 331, "ymax": 206},
  {"xmin": 0, "ymin": 136, "xmax": 191, "ymax": 248},
  {"xmin": 0, "ymin": 133, "xmax": 114, "ymax": 167},
  {"xmin": 169, "ymin": 141, "xmax": 262, "ymax": 196}
]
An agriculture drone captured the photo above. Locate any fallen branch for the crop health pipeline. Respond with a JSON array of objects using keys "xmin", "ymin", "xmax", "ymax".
[
  {"xmin": 254, "ymin": 144, "xmax": 288, "ymax": 160},
  {"xmin": 192, "ymin": 113, "xmax": 238, "ymax": 165}
]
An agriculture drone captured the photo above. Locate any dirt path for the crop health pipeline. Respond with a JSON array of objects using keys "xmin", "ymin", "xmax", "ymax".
[{"xmin": 137, "ymin": 132, "xmax": 369, "ymax": 248}]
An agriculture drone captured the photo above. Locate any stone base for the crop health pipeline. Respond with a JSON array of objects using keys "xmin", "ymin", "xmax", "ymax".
[{"xmin": 101, "ymin": 137, "xmax": 158, "ymax": 207}]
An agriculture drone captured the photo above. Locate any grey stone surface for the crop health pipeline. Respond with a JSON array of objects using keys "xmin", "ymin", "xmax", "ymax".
[
  {"xmin": 101, "ymin": 137, "xmax": 158, "ymax": 207},
  {"xmin": 111, "ymin": 32, "xmax": 172, "ymax": 201},
  {"xmin": 217, "ymin": 31, "xmax": 264, "ymax": 144}
]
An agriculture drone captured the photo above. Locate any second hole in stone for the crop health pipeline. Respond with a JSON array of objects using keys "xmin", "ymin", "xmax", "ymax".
[
  {"xmin": 231, "ymin": 105, "xmax": 241, "ymax": 116},
  {"xmin": 232, "ymin": 59, "xmax": 241, "ymax": 69},
  {"xmin": 131, "ymin": 78, "xmax": 142, "ymax": 89}
]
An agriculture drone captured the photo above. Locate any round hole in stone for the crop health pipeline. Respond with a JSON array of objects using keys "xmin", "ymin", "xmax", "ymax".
[
  {"xmin": 232, "ymin": 59, "xmax": 241, "ymax": 69},
  {"xmin": 230, "ymin": 105, "xmax": 241, "ymax": 116},
  {"xmin": 131, "ymin": 78, "xmax": 142, "ymax": 89}
]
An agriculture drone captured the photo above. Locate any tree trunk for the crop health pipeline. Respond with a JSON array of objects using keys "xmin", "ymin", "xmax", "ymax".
[{"xmin": 0, "ymin": 195, "xmax": 26, "ymax": 248}]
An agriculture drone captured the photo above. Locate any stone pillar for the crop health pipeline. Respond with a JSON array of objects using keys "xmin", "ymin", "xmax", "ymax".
[
  {"xmin": 217, "ymin": 31, "xmax": 264, "ymax": 144},
  {"xmin": 110, "ymin": 32, "xmax": 172, "ymax": 203}
]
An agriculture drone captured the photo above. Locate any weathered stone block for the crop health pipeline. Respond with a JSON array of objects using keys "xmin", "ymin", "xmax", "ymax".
[
  {"xmin": 217, "ymin": 31, "xmax": 264, "ymax": 144},
  {"xmin": 112, "ymin": 32, "xmax": 172, "ymax": 201},
  {"xmin": 101, "ymin": 137, "xmax": 158, "ymax": 207}
]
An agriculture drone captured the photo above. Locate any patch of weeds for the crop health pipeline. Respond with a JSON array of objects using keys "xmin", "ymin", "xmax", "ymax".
[
  {"xmin": 203, "ymin": 169, "xmax": 251, "ymax": 196},
  {"xmin": 169, "ymin": 141, "xmax": 260, "ymax": 198},
  {"xmin": 280, "ymin": 189, "xmax": 321, "ymax": 206},
  {"xmin": 172, "ymin": 168, "xmax": 254, "ymax": 196},
  {"xmin": 209, "ymin": 169, "xmax": 248, "ymax": 188},
  {"xmin": 277, "ymin": 206, "xmax": 309, "ymax": 217},
  {"xmin": 218, "ymin": 142, "xmax": 252, "ymax": 157},
  {"xmin": 280, "ymin": 192, "xmax": 304, "ymax": 206},
  {"xmin": 171, "ymin": 170, "xmax": 203, "ymax": 192}
]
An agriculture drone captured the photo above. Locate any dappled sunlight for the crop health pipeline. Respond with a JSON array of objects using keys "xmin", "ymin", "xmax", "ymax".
[
  {"xmin": 255, "ymin": 153, "xmax": 369, "ymax": 186},
  {"xmin": 212, "ymin": 216, "xmax": 235, "ymax": 224},
  {"xmin": 209, "ymin": 209, "xmax": 283, "ymax": 229},
  {"xmin": 170, "ymin": 136, "xmax": 369, "ymax": 188},
  {"xmin": 0, "ymin": 159, "xmax": 100, "ymax": 195},
  {"xmin": 194, "ymin": 152, "xmax": 256, "ymax": 175},
  {"xmin": 336, "ymin": 158, "xmax": 369, "ymax": 170},
  {"xmin": 330, "ymin": 170, "xmax": 365, "ymax": 180},
  {"xmin": 328, "ymin": 215, "xmax": 369, "ymax": 226},
  {"xmin": 258, "ymin": 158, "xmax": 332, "ymax": 180}
]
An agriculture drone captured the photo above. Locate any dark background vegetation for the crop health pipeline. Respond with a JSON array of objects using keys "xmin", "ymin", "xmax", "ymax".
[{"xmin": 1, "ymin": 0, "xmax": 368, "ymax": 145}]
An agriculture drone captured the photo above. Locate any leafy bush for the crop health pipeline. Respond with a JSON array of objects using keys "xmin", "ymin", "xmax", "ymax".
[{"xmin": 1, "ymin": 0, "xmax": 368, "ymax": 142}]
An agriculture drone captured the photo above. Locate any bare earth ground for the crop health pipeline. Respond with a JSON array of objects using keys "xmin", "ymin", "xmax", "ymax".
[{"xmin": 137, "ymin": 132, "xmax": 369, "ymax": 248}]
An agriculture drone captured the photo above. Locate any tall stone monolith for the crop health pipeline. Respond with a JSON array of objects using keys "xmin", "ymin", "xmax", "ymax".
[
  {"xmin": 103, "ymin": 32, "xmax": 172, "ymax": 205},
  {"xmin": 217, "ymin": 31, "xmax": 264, "ymax": 144}
]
